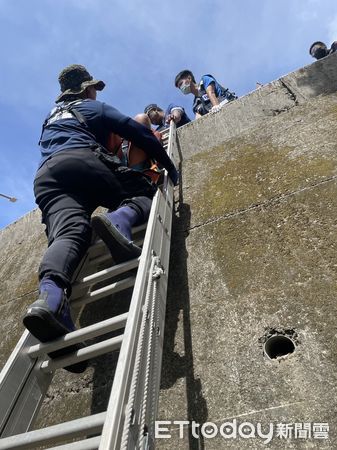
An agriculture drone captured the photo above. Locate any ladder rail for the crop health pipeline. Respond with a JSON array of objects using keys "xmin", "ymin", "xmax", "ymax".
[
  {"xmin": 0, "ymin": 331, "xmax": 52, "ymax": 437},
  {"xmin": 99, "ymin": 192, "xmax": 164, "ymax": 449},
  {"xmin": 0, "ymin": 231, "xmax": 131, "ymax": 438},
  {"xmin": 0, "ymin": 121, "xmax": 179, "ymax": 448},
  {"xmin": 99, "ymin": 121, "xmax": 177, "ymax": 449}
]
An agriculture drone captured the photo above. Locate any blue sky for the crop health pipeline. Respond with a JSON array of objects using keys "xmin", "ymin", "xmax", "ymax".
[{"xmin": 0, "ymin": 0, "xmax": 337, "ymax": 229}]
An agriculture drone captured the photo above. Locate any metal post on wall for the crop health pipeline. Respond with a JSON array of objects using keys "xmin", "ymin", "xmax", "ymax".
[{"xmin": 0, "ymin": 193, "xmax": 17, "ymax": 202}]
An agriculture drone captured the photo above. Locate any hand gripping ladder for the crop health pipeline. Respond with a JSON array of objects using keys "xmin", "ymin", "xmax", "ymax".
[{"xmin": 0, "ymin": 121, "xmax": 178, "ymax": 449}]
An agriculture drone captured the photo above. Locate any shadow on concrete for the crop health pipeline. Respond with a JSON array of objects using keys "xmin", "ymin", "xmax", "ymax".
[{"xmin": 160, "ymin": 158, "xmax": 208, "ymax": 449}]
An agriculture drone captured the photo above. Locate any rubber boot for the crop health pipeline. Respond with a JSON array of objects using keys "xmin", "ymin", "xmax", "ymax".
[
  {"xmin": 91, "ymin": 205, "xmax": 142, "ymax": 264},
  {"xmin": 23, "ymin": 278, "xmax": 87, "ymax": 373}
]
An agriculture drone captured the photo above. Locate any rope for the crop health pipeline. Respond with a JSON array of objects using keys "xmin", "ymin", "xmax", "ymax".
[
  {"xmin": 120, "ymin": 256, "xmax": 157, "ymax": 449},
  {"xmin": 138, "ymin": 258, "xmax": 163, "ymax": 449}
]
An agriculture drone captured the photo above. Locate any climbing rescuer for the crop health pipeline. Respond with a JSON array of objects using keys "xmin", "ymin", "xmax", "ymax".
[{"xmin": 23, "ymin": 64, "xmax": 178, "ymax": 373}]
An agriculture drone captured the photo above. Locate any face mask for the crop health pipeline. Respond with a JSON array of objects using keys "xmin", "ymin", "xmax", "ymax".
[
  {"xmin": 314, "ymin": 48, "xmax": 328, "ymax": 59},
  {"xmin": 311, "ymin": 44, "xmax": 328, "ymax": 60},
  {"xmin": 180, "ymin": 82, "xmax": 191, "ymax": 95}
]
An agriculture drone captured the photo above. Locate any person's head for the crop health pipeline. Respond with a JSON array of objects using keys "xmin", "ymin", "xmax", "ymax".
[
  {"xmin": 309, "ymin": 41, "xmax": 328, "ymax": 60},
  {"xmin": 55, "ymin": 64, "xmax": 105, "ymax": 103},
  {"xmin": 330, "ymin": 41, "xmax": 337, "ymax": 53},
  {"xmin": 144, "ymin": 104, "xmax": 164, "ymax": 125},
  {"xmin": 174, "ymin": 70, "xmax": 196, "ymax": 95}
]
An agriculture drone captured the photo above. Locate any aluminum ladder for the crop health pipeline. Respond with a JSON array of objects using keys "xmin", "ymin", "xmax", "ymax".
[{"xmin": 0, "ymin": 121, "xmax": 178, "ymax": 449}]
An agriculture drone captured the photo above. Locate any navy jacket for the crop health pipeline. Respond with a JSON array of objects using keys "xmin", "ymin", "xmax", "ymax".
[{"xmin": 39, "ymin": 99, "xmax": 176, "ymax": 175}]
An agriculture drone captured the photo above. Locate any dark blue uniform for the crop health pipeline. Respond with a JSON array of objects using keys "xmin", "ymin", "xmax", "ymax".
[
  {"xmin": 39, "ymin": 99, "xmax": 176, "ymax": 172},
  {"xmin": 35, "ymin": 99, "xmax": 177, "ymax": 290}
]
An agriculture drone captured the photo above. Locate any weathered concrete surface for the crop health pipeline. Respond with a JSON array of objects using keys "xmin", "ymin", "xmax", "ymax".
[
  {"xmin": 158, "ymin": 86, "xmax": 337, "ymax": 447},
  {"xmin": 1, "ymin": 55, "xmax": 337, "ymax": 448},
  {"xmin": 0, "ymin": 209, "xmax": 45, "ymax": 368}
]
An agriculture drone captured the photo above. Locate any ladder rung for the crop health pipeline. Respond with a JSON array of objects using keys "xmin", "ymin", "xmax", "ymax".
[
  {"xmin": 0, "ymin": 412, "xmax": 105, "ymax": 450},
  {"xmin": 47, "ymin": 435, "xmax": 101, "ymax": 450},
  {"xmin": 27, "ymin": 313, "xmax": 128, "ymax": 358},
  {"xmin": 88, "ymin": 239, "xmax": 106, "ymax": 257},
  {"xmin": 40, "ymin": 334, "xmax": 123, "ymax": 373},
  {"xmin": 72, "ymin": 258, "xmax": 139, "ymax": 292},
  {"xmin": 89, "ymin": 237, "xmax": 143, "ymax": 263},
  {"xmin": 87, "ymin": 247, "xmax": 141, "ymax": 267},
  {"xmin": 71, "ymin": 276, "xmax": 136, "ymax": 308},
  {"xmin": 133, "ymin": 237, "xmax": 144, "ymax": 247},
  {"xmin": 88, "ymin": 224, "xmax": 147, "ymax": 258},
  {"xmin": 88, "ymin": 253, "xmax": 112, "ymax": 267},
  {"xmin": 89, "ymin": 244, "xmax": 142, "ymax": 265},
  {"xmin": 131, "ymin": 222, "xmax": 147, "ymax": 234}
]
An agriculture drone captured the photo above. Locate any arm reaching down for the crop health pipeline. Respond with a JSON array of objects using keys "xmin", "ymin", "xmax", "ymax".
[
  {"xmin": 205, "ymin": 83, "xmax": 220, "ymax": 107},
  {"xmin": 102, "ymin": 103, "xmax": 178, "ymax": 184}
]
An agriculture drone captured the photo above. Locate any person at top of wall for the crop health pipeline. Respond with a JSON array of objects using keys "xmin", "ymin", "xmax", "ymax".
[
  {"xmin": 174, "ymin": 69, "xmax": 237, "ymax": 118},
  {"xmin": 309, "ymin": 40, "xmax": 337, "ymax": 60}
]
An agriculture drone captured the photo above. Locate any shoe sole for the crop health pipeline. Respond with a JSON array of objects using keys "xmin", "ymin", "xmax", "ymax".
[
  {"xmin": 91, "ymin": 215, "xmax": 142, "ymax": 263},
  {"xmin": 23, "ymin": 307, "xmax": 87, "ymax": 374}
]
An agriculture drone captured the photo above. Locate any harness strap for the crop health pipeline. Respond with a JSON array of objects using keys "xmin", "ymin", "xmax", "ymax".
[{"xmin": 38, "ymin": 100, "xmax": 87, "ymax": 144}]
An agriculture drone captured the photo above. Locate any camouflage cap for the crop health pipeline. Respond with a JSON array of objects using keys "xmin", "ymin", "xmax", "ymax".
[{"xmin": 55, "ymin": 64, "xmax": 105, "ymax": 103}]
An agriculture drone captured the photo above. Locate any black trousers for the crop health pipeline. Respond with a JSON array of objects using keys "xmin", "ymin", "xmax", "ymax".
[{"xmin": 34, "ymin": 148, "xmax": 155, "ymax": 291}]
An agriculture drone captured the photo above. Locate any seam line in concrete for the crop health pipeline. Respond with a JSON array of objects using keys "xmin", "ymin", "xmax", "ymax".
[
  {"xmin": 168, "ymin": 400, "xmax": 309, "ymax": 432},
  {"xmin": 1, "ymin": 288, "xmax": 39, "ymax": 308},
  {"xmin": 187, "ymin": 174, "xmax": 337, "ymax": 232}
]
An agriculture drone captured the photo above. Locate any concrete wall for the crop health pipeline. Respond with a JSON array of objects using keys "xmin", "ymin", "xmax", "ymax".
[
  {"xmin": 0, "ymin": 209, "xmax": 45, "ymax": 366},
  {"xmin": 159, "ymin": 53, "xmax": 337, "ymax": 449},
  {"xmin": 0, "ymin": 54, "xmax": 337, "ymax": 448}
]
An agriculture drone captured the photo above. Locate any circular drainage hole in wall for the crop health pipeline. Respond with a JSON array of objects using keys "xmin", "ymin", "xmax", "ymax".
[{"xmin": 264, "ymin": 335, "xmax": 296, "ymax": 360}]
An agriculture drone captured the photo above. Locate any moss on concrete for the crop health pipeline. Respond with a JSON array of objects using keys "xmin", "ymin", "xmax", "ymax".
[
  {"xmin": 188, "ymin": 142, "xmax": 337, "ymax": 225},
  {"xmin": 159, "ymin": 83, "xmax": 337, "ymax": 449},
  {"xmin": 208, "ymin": 179, "xmax": 337, "ymax": 301}
]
